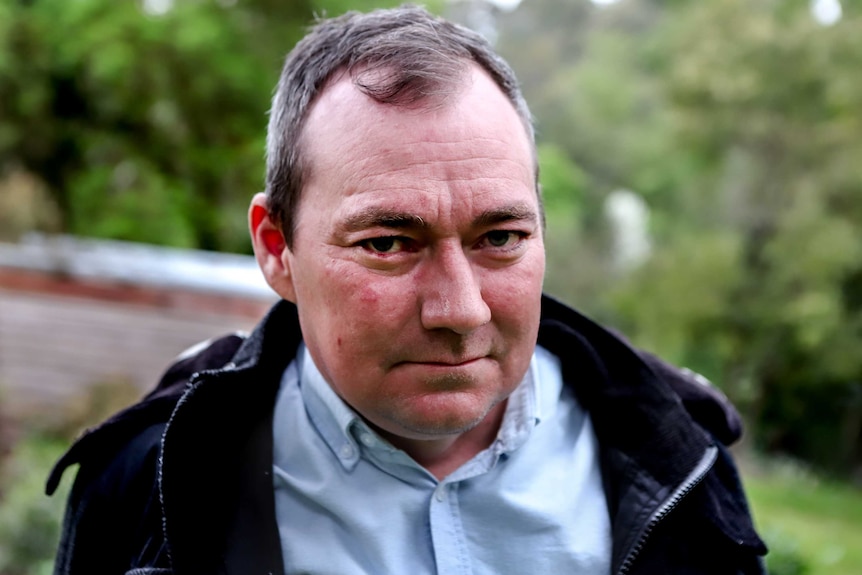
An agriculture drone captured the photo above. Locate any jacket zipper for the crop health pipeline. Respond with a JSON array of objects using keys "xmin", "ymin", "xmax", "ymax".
[{"xmin": 616, "ymin": 445, "xmax": 718, "ymax": 575}]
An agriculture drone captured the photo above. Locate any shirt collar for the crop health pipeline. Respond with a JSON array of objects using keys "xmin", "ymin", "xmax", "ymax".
[
  {"xmin": 298, "ymin": 344, "xmax": 365, "ymax": 471},
  {"xmin": 484, "ymin": 344, "xmax": 561, "ymax": 457}
]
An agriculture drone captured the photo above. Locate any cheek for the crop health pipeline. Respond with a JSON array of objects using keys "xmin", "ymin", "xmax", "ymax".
[
  {"xmin": 315, "ymin": 264, "xmax": 383, "ymax": 319},
  {"xmin": 318, "ymin": 267, "xmax": 415, "ymax": 343},
  {"xmin": 486, "ymin": 260, "xmax": 544, "ymax": 314},
  {"xmin": 358, "ymin": 284, "xmax": 380, "ymax": 306},
  {"xmin": 351, "ymin": 272, "xmax": 417, "ymax": 316}
]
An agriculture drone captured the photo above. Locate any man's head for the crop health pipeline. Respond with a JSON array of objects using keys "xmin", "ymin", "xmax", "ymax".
[
  {"xmin": 250, "ymin": 5, "xmax": 545, "ymax": 459},
  {"xmin": 264, "ymin": 4, "xmax": 537, "ymax": 247}
]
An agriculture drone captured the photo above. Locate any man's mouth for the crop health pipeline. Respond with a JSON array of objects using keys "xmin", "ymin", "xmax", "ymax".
[{"xmin": 397, "ymin": 357, "xmax": 485, "ymax": 368}]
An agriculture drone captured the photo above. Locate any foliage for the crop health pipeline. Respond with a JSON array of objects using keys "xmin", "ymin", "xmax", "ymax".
[
  {"xmin": 763, "ymin": 529, "xmax": 812, "ymax": 575},
  {"xmin": 491, "ymin": 0, "xmax": 862, "ymax": 475},
  {"xmin": 0, "ymin": 433, "xmax": 68, "ymax": 575},
  {"xmin": 0, "ymin": 0, "xmax": 407, "ymax": 252}
]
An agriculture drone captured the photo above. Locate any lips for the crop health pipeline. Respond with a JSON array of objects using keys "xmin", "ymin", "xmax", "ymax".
[
  {"xmin": 394, "ymin": 356, "xmax": 486, "ymax": 368},
  {"xmin": 386, "ymin": 339, "xmax": 495, "ymax": 369},
  {"xmin": 424, "ymin": 358, "xmax": 482, "ymax": 366}
]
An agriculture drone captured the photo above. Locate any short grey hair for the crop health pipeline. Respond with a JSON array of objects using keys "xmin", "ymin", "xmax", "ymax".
[{"xmin": 265, "ymin": 4, "xmax": 536, "ymax": 247}]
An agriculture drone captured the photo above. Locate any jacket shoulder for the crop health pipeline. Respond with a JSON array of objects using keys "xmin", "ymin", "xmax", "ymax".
[
  {"xmin": 48, "ymin": 332, "xmax": 248, "ymax": 573},
  {"xmin": 53, "ymin": 422, "xmax": 169, "ymax": 574},
  {"xmin": 538, "ymin": 294, "xmax": 744, "ymax": 445},
  {"xmin": 637, "ymin": 351, "xmax": 744, "ymax": 445},
  {"xmin": 46, "ymin": 332, "xmax": 247, "ymax": 496}
]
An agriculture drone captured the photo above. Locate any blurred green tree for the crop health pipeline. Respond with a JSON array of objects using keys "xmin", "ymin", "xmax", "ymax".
[
  {"xmin": 620, "ymin": 0, "xmax": 862, "ymax": 473},
  {"xmin": 492, "ymin": 0, "xmax": 862, "ymax": 474},
  {"xmin": 0, "ymin": 0, "xmax": 407, "ymax": 252}
]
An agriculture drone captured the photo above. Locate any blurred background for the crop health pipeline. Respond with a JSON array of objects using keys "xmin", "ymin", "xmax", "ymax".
[{"xmin": 1, "ymin": 0, "xmax": 860, "ymax": 573}]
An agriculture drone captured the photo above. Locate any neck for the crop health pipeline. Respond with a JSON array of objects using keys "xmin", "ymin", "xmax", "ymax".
[{"xmin": 379, "ymin": 400, "xmax": 508, "ymax": 480}]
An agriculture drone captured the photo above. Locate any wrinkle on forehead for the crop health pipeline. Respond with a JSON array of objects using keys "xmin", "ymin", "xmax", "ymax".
[{"xmin": 302, "ymin": 65, "xmax": 532, "ymax": 181}]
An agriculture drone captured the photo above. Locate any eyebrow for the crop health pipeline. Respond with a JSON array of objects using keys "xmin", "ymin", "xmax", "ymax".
[
  {"xmin": 340, "ymin": 203, "xmax": 539, "ymax": 233},
  {"xmin": 340, "ymin": 209, "xmax": 428, "ymax": 233},
  {"xmin": 473, "ymin": 204, "xmax": 539, "ymax": 228}
]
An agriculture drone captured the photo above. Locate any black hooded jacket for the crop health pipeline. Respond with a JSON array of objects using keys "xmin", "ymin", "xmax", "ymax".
[{"xmin": 47, "ymin": 295, "xmax": 767, "ymax": 575}]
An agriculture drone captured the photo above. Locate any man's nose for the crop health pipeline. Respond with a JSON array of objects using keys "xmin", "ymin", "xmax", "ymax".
[{"xmin": 419, "ymin": 246, "xmax": 491, "ymax": 334}]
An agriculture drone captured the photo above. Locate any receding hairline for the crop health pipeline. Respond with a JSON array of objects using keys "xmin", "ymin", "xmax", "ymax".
[
  {"xmin": 295, "ymin": 63, "xmax": 535, "ymax": 193},
  {"xmin": 294, "ymin": 61, "xmax": 472, "ymax": 161}
]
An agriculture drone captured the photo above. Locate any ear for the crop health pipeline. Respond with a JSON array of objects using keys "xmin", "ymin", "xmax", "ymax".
[{"xmin": 248, "ymin": 193, "xmax": 297, "ymax": 302}]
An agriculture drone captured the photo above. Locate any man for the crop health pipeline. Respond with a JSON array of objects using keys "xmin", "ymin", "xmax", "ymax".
[{"xmin": 48, "ymin": 5, "xmax": 767, "ymax": 574}]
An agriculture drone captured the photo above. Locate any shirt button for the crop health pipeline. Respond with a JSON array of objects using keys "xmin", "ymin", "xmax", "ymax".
[
  {"xmin": 359, "ymin": 432, "xmax": 375, "ymax": 447},
  {"xmin": 339, "ymin": 444, "xmax": 355, "ymax": 459},
  {"xmin": 435, "ymin": 486, "xmax": 447, "ymax": 502}
]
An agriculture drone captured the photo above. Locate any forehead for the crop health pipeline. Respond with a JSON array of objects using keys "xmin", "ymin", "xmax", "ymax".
[{"xmin": 297, "ymin": 66, "xmax": 536, "ymax": 221}]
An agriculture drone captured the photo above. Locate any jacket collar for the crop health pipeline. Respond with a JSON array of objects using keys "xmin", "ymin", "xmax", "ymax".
[{"xmin": 158, "ymin": 301, "xmax": 301, "ymax": 574}]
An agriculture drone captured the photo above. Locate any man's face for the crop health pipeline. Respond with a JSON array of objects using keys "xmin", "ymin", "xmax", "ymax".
[{"xmin": 277, "ymin": 66, "xmax": 544, "ymax": 443}]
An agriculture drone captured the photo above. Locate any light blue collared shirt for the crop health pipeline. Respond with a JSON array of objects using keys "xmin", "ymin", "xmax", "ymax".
[{"xmin": 272, "ymin": 344, "xmax": 611, "ymax": 575}]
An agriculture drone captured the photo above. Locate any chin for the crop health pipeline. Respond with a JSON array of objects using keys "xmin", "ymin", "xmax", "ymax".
[
  {"xmin": 398, "ymin": 416, "xmax": 484, "ymax": 439},
  {"xmin": 383, "ymin": 393, "xmax": 501, "ymax": 439}
]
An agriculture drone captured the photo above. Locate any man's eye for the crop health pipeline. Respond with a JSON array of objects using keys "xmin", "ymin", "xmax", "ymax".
[
  {"xmin": 361, "ymin": 236, "xmax": 405, "ymax": 254},
  {"xmin": 484, "ymin": 230, "xmax": 522, "ymax": 248}
]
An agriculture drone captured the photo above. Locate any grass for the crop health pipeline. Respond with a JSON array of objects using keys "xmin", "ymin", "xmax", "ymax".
[{"xmin": 744, "ymin": 461, "xmax": 862, "ymax": 575}]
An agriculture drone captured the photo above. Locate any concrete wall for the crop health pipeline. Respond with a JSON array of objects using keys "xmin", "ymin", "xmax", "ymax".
[
  {"xmin": 0, "ymin": 237, "xmax": 277, "ymax": 420},
  {"xmin": 0, "ymin": 287, "xmax": 263, "ymax": 417}
]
